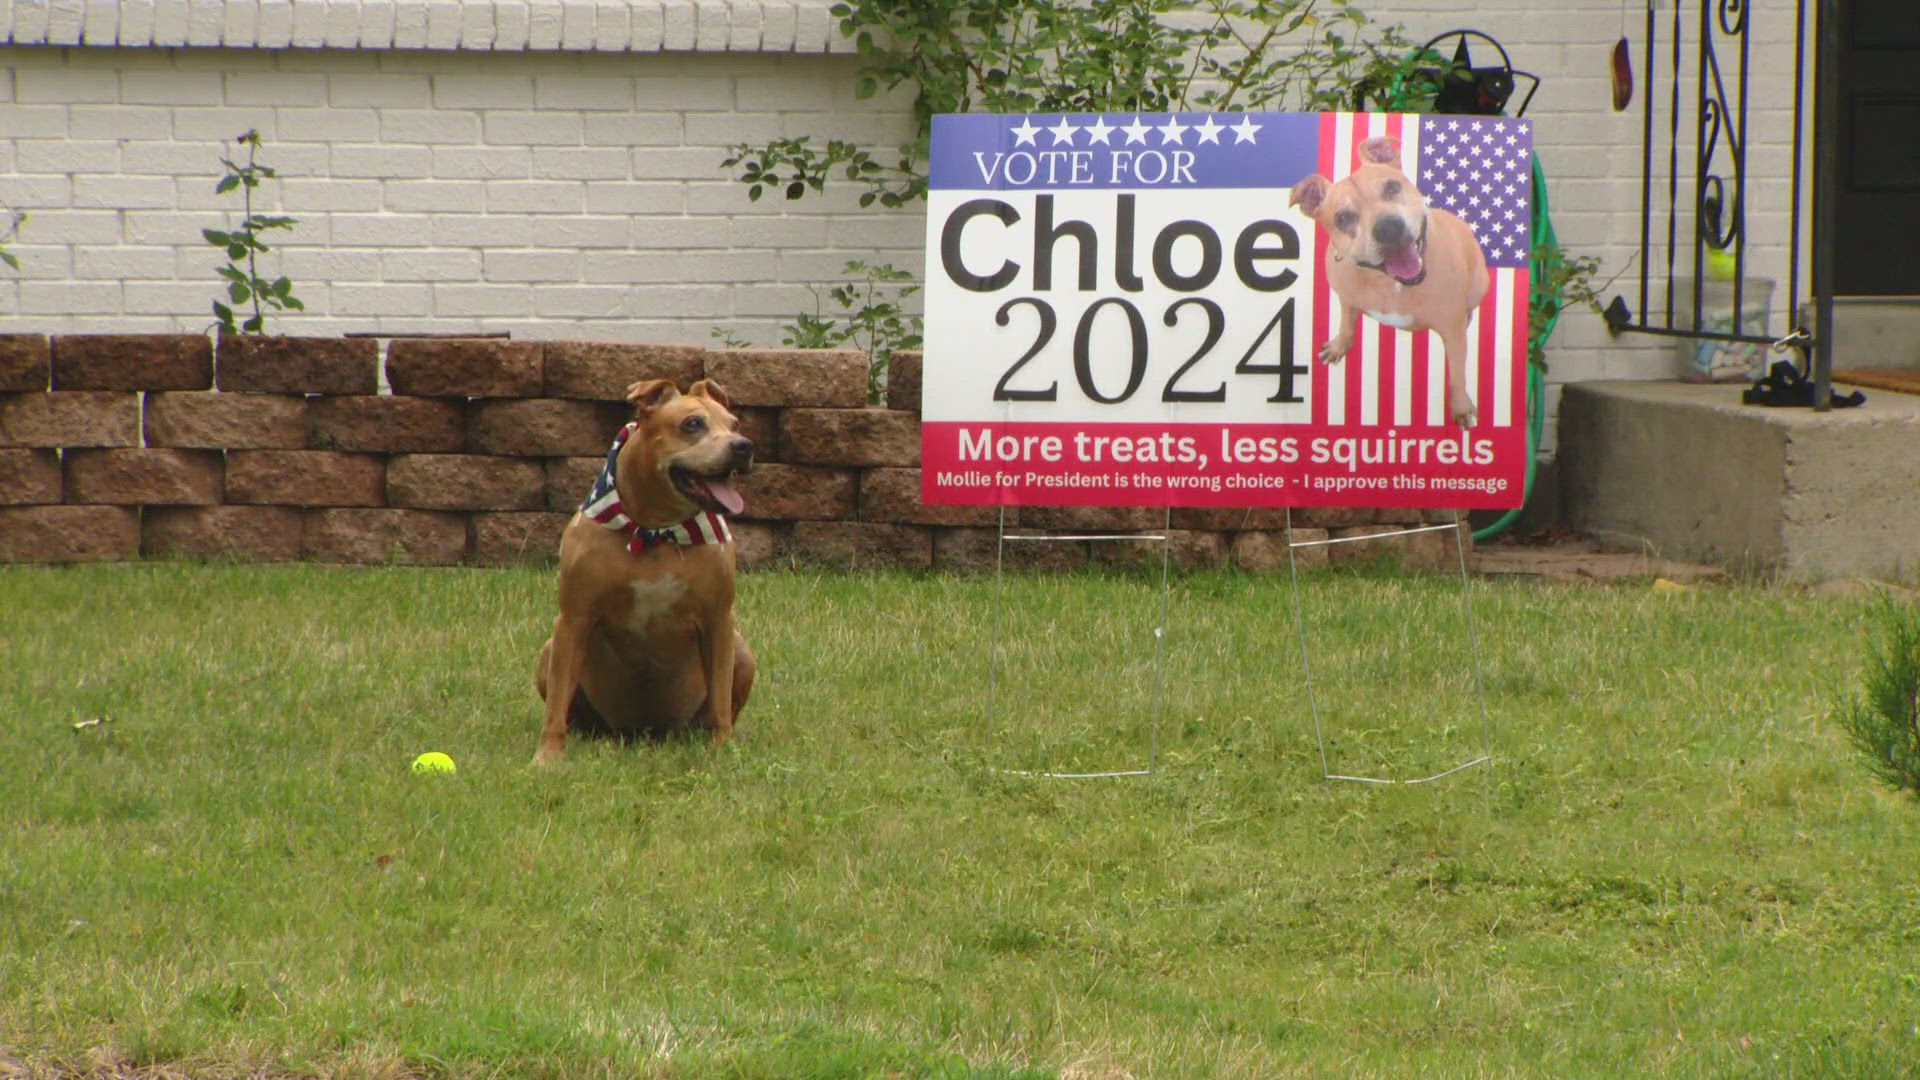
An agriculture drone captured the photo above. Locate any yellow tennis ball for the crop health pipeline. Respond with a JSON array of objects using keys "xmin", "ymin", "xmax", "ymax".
[
  {"xmin": 1706, "ymin": 247, "xmax": 1736, "ymax": 282},
  {"xmin": 411, "ymin": 751, "xmax": 456, "ymax": 775}
]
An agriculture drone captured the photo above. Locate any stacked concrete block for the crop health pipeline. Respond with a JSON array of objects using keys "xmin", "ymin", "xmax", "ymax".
[
  {"xmin": 388, "ymin": 339, "xmax": 544, "ymax": 398},
  {"xmin": 0, "ymin": 335, "xmax": 1468, "ymax": 570},
  {"xmin": 64, "ymin": 448, "xmax": 223, "ymax": 505},
  {"xmin": 0, "ymin": 336, "xmax": 53, "ymax": 392},
  {"xmin": 705, "ymin": 348, "xmax": 867, "ymax": 407},
  {"xmin": 361, "ymin": 338, "xmax": 541, "ymax": 566},
  {"xmin": 0, "ymin": 448, "xmax": 62, "ymax": 506},
  {"xmin": 468, "ymin": 398, "xmax": 630, "ymax": 457},
  {"xmin": 542, "ymin": 341, "xmax": 705, "ymax": 400},
  {"xmin": 143, "ymin": 505, "xmax": 306, "ymax": 562},
  {"xmin": 0, "ymin": 388, "xmax": 143, "ymax": 447},
  {"xmin": 52, "ymin": 335, "xmax": 213, "ymax": 391},
  {"xmin": 146, "ymin": 391, "xmax": 309, "ymax": 449},
  {"xmin": 0, "ymin": 332, "xmax": 144, "ymax": 561},
  {"xmin": 217, "ymin": 336, "xmax": 380, "ymax": 394}
]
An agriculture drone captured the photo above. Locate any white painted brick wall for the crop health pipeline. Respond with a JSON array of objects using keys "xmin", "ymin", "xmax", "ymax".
[
  {"xmin": 4, "ymin": 0, "xmax": 860, "ymax": 52},
  {"xmin": 0, "ymin": 42, "xmax": 916, "ymax": 343},
  {"xmin": 0, "ymin": 0, "xmax": 1811, "ymax": 460}
]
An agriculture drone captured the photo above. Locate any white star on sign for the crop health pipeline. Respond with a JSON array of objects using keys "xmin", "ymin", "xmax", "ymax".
[
  {"xmin": 1121, "ymin": 115, "xmax": 1153, "ymax": 145},
  {"xmin": 1230, "ymin": 116, "xmax": 1261, "ymax": 144},
  {"xmin": 1083, "ymin": 116, "xmax": 1115, "ymax": 145},
  {"xmin": 1156, "ymin": 116, "xmax": 1189, "ymax": 144},
  {"xmin": 1010, "ymin": 117, "xmax": 1040, "ymax": 146},
  {"xmin": 1046, "ymin": 117, "xmax": 1079, "ymax": 145},
  {"xmin": 1193, "ymin": 116, "xmax": 1224, "ymax": 144}
]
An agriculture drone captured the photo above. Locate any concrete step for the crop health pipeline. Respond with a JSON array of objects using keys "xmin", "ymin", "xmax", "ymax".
[
  {"xmin": 1830, "ymin": 298, "xmax": 1920, "ymax": 370},
  {"xmin": 1558, "ymin": 380, "xmax": 1920, "ymax": 581}
]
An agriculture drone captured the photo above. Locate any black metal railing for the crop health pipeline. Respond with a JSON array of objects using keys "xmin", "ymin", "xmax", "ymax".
[{"xmin": 1604, "ymin": 0, "xmax": 1831, "ymax": 404}]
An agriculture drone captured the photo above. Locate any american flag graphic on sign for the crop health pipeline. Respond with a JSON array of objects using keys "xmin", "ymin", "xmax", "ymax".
[{"xmin": 1311, "ymin": 112, "xmax": 1532, "ymax": 431}]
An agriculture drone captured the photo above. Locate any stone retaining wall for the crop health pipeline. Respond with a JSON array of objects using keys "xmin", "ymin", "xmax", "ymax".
[{"xmin": 0, "ymin": 333, "xmax": 1469, "ymax": 570}]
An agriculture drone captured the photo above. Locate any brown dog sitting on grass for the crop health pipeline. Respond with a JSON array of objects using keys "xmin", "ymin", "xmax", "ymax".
[{"xmin": 534, "ymin": 378, "xmax": 756, "ymax": 762}]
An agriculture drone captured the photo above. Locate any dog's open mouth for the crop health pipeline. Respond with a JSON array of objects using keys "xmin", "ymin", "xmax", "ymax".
[
  {"xmin": 669, "ymin": 465, "xmax": 747, "ymax": 516},
  {"xmin": 1382, "ymin": 241, "xmax": 1426, "ymax": 286},
  {"xmin": 1362, "ymin": 216, "xmax": 1430, "ymax": 286}
]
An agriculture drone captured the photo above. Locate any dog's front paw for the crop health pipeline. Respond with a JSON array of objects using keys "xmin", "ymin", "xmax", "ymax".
[
  {"xmin": 1449, "ymin": 390, "xmax": 1478, "ymax": 429},
  {"xmin": 1318, "ymin": 335, "xmax": 1352, "ymax": 364},
  {"xmin": 532, "ymin": 741, "xmax": 565, "ymax": 765}
]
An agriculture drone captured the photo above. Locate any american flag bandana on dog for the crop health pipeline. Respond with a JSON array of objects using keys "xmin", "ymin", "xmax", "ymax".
[{"xmin": 580, "ymin": 422, "xmax": 732, "ymax": 552}]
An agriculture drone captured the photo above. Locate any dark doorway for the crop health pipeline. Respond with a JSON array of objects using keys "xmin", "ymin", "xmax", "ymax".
[{"xmin": 1831, "ymin": 0, "xmax": 1920, "ymax": 295}]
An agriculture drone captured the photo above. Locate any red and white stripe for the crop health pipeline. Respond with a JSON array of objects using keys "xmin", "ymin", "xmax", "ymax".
[
  {"xmin": 1311, "ymin": 112, "xmax": 1527, "ymax": 431},
  {"xmin": 673, "ymin": 512, "xmax": 732, "ymax": 547}
]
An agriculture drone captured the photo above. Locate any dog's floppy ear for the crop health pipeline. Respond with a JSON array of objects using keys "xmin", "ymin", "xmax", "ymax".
[
  {"xmin": 687, "ymin": 378, "xmax": 731, "ymax": 409},
  {"xmin": 1358, "ymin": 135, "xmax": 1401, "ymax": 165},
  {"xmin": 625, "ymin": 379, "xmax": 681, "ymax": 413},
  {"xmin": 1288, "ymin": 174, "xmax": 1331, "ymax": 216}
]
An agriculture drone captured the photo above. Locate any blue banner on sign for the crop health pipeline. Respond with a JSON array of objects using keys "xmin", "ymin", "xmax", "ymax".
[{"xmin": 929, "ymin": 112, "xmax": 1321, "ymax": 192}]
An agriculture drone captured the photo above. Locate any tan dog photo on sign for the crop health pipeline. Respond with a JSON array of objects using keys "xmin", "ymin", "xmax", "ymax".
[
  {"xmin": 533, "ymin": 377, "xmax": 756, "ymax": 762},
  {"xmin": 1289, "ymin": 134, "xmax": 1491, "ymax": 427}
]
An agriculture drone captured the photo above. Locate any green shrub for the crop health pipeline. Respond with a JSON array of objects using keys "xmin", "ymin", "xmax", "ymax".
[{"xmin": 1836, "ymin": 596, "xmax": 1920, "ymax": 797}]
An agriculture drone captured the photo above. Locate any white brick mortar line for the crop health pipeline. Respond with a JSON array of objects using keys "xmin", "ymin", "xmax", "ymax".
[{"xmin": 1, "ymin": 0, "xmax": 839, "ymax": 51}]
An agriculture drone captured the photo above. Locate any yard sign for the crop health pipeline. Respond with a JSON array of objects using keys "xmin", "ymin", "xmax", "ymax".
[{"xmin": 920, "ymin": 111, "xmax": 1532, "ymax": 509}]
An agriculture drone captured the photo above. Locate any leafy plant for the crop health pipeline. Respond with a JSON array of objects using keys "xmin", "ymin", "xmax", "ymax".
[
  {"xmin": 1835, "ymin": 596, "xmax": 1920, "ymax": 798},
  {"xmin": 1529, "ymin": 240, "xmax": 1610, "ymax": 371},
  {"xmin": 203, "ymin": 130, "xmax": 304, "ymax": 334},
  {"xmin": 785, "ymin": 260, "xmax": 923, "ymax": 404},
  {"xmin": 722, "ymin": 0, "xmax": 1426, "ymax": 211},
  {"xmin": 710, "ymin": 261, "xmax": 923, "ymax": 403},
  {"xmin": 723, "ymin": 135, "xmax": 911, "ymax": 210},
  {"xmin": 718, "ymin": 0, "xmax": 1425, "ymax": 384},
  {"xmin": 709, "ymin": 326, "xmax": 754, "ymax": 350},
  {"xmin": 0, "ymin": 208, "xmax": 24, "ymax": 273}
]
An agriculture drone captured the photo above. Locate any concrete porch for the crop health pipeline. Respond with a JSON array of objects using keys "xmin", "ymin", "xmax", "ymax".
[{"xmin": 1556, "ymin": 380, "xmax": 1920, "ymax": 582}]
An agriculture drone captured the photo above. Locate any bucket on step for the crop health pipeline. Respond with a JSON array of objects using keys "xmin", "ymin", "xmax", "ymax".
[{"xmin": 1674, "ymin": 276, "xmax": 1775, "ymax": 383}]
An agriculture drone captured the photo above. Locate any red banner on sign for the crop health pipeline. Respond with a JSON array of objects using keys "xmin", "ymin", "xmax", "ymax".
[{"xmin": 921, "ymin": 420, "xmax": 1522, "ymax": 509}]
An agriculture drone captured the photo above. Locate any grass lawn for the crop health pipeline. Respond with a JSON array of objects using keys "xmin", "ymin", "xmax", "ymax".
[{"xmin": 1, "ymin": 563, "xmax": 1915, "ymax": 1078}]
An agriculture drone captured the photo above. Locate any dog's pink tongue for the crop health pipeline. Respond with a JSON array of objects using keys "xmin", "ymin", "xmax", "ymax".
[
  {"xmin": 1386, "ymin": 245, "xmax": 1424, "ymax": 282},
  {"xmin": 696, "ymin": 478, "xmax": 745, "ymax": 515}
]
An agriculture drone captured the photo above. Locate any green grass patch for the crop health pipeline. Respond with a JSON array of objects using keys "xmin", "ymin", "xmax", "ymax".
[{"xmin": 2, "ymin": 564, "xmax": 1916, "ymax": 1078}]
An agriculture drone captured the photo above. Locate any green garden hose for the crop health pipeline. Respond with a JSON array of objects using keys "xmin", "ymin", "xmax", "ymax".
[
  {"xmin": 1373, "ymin": 62, "xmax": 1556, "ymax": 541},
  {"xmin": 1471, "ymin": 153, "xmax": 1554, "ymax": 542}
]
